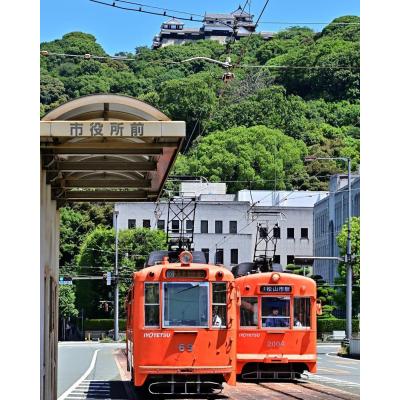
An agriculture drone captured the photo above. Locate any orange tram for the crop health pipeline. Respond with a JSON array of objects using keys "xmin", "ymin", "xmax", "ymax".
[
  {"xmin": 125, "ymin": 251, "xmax": 238, "ymax": 395},
  {"xmin": 234, "ymin": 263, "xmax": 322, "ymax": 380}
]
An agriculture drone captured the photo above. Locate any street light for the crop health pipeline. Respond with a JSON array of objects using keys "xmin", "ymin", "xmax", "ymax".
[{"xmin": 305, "ymin": 156, "xmax": 353, "ymax": 340}]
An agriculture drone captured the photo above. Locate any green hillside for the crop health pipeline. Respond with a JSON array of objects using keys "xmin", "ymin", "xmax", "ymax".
[{"xmin": 41, "ymin": 16, "xmax": 359, "ymax": 191}]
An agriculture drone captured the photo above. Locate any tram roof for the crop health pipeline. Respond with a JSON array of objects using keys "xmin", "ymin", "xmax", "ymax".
[
  {"xmin": 40, "ymin": 94, "xmax": 185, "ymax": 207},
  {"xmin": 235, "ymin": 271, "xmax": 316, "ymax": 287}
]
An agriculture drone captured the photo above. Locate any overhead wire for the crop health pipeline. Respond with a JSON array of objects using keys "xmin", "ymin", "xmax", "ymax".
[
  {"xmin": 259, "ymin": 21, "xmax": 360, "ymax": 26},
  {"xmin": 40, "ymin": 50, "xmax": 359, "ymax": 70}
]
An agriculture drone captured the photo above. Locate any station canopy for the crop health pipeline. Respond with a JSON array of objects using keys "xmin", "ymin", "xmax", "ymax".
[{"xmin": 41, "ymin": 94, "xmax": 185, "ymax": 206}]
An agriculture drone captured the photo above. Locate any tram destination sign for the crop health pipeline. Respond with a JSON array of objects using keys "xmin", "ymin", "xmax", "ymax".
[{"xmin": 260, "ymin": 285, "xmax": 292, "ymax": 293}]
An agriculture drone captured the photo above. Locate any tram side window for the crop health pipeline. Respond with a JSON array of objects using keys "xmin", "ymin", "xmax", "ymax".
[
  {"xmin": 212, "ymin": 282, "xmax": 227, "ymax": 327},
  {"xmin": 240, "ymin": 297, "xmax": 258, "ymax": 327},
  {"xmin": 261, "ymin": 297, "xmax": 290, "ymax": 328},
  {"xmin": 144, "ymin": 283, "xmax": 160, "ymax": 327},
  {"xmin": 294, "ymin": 297, "xmax": 311, "ymax": 328}
]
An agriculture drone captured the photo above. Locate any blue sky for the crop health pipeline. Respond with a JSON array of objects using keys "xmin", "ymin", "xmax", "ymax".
[{"xmin": 40, "ymin": 0, "xmax": 360, "ymax": 54}]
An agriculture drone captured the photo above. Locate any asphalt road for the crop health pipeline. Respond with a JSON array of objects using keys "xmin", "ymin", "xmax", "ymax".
[
  {"xmin": 58, "ymin": 342, "xmax": 129, "ymax": 399},
  {"xmin": 58, "ymin": 342, "xmax": 360, "ymax": 399},
  {"xmin": 305, "ymin": 343, "xmax": 360, "ymax": 395}
]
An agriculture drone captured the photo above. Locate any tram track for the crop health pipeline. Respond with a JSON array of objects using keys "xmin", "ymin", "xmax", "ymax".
[
  {"xmin": 259, "ymin": 381, "xmax": 358, "ymax": 400},
  {"xmin": 222, "ymin": 380, "xmax": 359, "ymax": 400}
]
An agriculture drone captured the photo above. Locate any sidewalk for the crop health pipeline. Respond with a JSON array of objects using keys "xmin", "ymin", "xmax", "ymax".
[{"xmin": 113, "ymin": 348, "xmax": 135, "ymax": 399}]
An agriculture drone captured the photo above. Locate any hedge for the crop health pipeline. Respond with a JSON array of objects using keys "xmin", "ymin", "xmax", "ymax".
[
  {"xmin": 85, "ymin": 319, "xmax": 126, "ymax": 331},
  {"xmin": 317, "ymin": 319, "xmax": 359, "ymax": 333}
]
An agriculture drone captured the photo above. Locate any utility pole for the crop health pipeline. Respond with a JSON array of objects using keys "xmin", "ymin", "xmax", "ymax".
[
  {"xmin": 114, "ymin": 210, "xmax": 119, "ymax": 341},
  {"xmin": 345, "ymin": 158, "xmax": 352, "ymax": 340}
]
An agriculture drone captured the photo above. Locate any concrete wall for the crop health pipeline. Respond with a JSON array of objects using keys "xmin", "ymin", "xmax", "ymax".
[{"xmin": 40, "ymin": 169, "xmax": 60, "ymax": 400}]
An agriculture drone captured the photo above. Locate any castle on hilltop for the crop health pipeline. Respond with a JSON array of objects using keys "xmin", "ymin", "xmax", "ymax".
[{"xmin": 152, "ymin": 6, "xmax": 274, "ymax": 49}]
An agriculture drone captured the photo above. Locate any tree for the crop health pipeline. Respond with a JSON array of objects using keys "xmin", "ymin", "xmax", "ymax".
[
  {"xmin": 334, "ymin": 217, "xmax": 360, "ymax": 317},
  {"xmin": 285, "ymin": 263, "xmax": 311, "ymax": 276},
  {"xmin": 59, "ymin": 285, "xmax": 79, "ymax": 318},
  {"xmin": 40, "ymin": 75, "xmax": 66, "ymax": 105},
  {"xmin": 159, "ymin": 72, "xmax": 218, "ymax": 123},
  {"xmin": 75, "ymin": 227, "xmax": 167, "ymax": 318},
  {"xmin": 60, "ymin": 207, "xmax": 94, "ymax": 267},
  {"xmin": 311, "ymin": 275, "xmax": 337, "ymax": 319},
  {"xmin": 174, "ymin": 125, "xmax": 308, "ymax": 192}
]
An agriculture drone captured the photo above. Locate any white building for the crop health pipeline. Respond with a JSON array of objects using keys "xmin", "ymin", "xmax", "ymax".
[{"xmin": 115, "ymin": 183, "xmax": 328, "ymax": 268}]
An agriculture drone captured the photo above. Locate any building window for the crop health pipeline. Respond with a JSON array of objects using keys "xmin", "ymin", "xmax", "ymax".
[
  {"xmin": 273, "ymin": 226, "xmax": 281, "ymax": 238},
  {"xmin": 201, "ymin": 220, "xmax": 208, "ymax": 234},
  {"xmin": 128, "ymin": 219, "xmax": 136, "ymax": 229},
  {"xmin": 215, "ymin": 249, "xmax": 224, "ymax": 264},
  {"xmin": 287, "ymin": 255, "xmax": 295, "ymax": 265},
  {"xmin": 171, "ymin": 220, "xmax": 179, "ymax": 233},
  {"xmin": 273, "ymin": 255, "xmax": 280, "ymax": 264},
  {"xmin": 229, "ymin": 221, "xmax": 237, "ymax": 234},
  {"xmin": 230, "ymin": 249, "xmax": 238, "ymax": 264},
  {"xmin": 301, "ymin": 228, "xmax": 308, "ymax": 239},
  {"xmin": 287, "ymin": 228, "xmax": 295, "ymax": 239},
  {"xmin": 143, "ymin": 219, "xmax": 151, "ymax": 228},
  {"xmin": 201, "ymin": 248, "xmax": 209, "ymax": 263},
  {"xmin": 259, "ymin": 227, "xmax": 268, "ymax": 238},
  {"xmin": 215, "ymin": 220, "xmax": 223, "ymax": 234},
  {"xmin": 157, "ymin": 219, "xmax": 165, "ymax": 231},
  {"xmin": 186, "ymin": 220, "xmax": 194, "ymax": 233}
]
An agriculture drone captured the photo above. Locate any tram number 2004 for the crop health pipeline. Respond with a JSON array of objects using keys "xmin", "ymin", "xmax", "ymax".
[
  {"xmin": 178, "ymin": 344, "xmax": 193, "ymax": 352},
  {"xmin": 268, "ymin": 341, "xmax": 285, "ymax": 347}
]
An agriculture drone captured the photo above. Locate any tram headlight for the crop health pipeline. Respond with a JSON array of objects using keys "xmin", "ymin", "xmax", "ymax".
[
  {"xmin": 271, "ymin": 273, "xmax": 280, "ymax": 282},
  {"xmin": 179, "ymin": 251, "xmax": 193, "ymax": 266}
]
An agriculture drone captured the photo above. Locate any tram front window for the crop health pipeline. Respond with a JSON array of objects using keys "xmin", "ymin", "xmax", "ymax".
[
  {"xmin": 163, "ymin": 282, "xmax": 209, "ymax": 327},
  {"xmin": 262, "ymin": 297, "xmax": 290, "ymax": 328}
]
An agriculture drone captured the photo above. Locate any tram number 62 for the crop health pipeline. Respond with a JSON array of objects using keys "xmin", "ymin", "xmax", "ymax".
[{"xmin": 178, "ymin": 344, "xmax": 193, "ymax": 352}]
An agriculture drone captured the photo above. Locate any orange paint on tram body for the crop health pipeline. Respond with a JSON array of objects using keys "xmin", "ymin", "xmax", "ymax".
[
  {"xmin": 235, "ymin": 272, "xmax": 318, "ymax": 379},
  {"xmin": 125, "ymin": 252, "xmax": 238, "ymax": 392}
]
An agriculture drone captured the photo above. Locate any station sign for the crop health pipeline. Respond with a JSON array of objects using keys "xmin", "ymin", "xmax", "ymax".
[{"xmin": 260, "ymin": 285, "xmax": 292, "ymax": 293}]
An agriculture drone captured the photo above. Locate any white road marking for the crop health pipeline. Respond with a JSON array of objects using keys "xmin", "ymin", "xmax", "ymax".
[
  {"xmin": 306, "ymin": 373, "xmax": 360, "ymax": 387},
  {"xmin": 57, "ymin": 349, "xmax": 100, "ymax": 400},
  {"xmin": 339, "ymin": 365, "xmax": 358, "ymax": 370},
  {"xmin": 326, "ymin": 352, "xmax": 360, "ymax": 362}
]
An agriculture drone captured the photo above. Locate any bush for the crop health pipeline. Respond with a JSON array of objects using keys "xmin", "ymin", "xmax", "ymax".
[
  {"xmin": 317, "ymin": 318, "xmax": 359, "ymax": 333},
  {"xmin": 85, "ymin": 319, "xmax": 126, "ymax": 331}
]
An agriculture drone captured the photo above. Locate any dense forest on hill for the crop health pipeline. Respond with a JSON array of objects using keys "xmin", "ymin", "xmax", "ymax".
[{"xmin": 41, "ymin": 15, "xmax": 359, "ymax": 192}]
